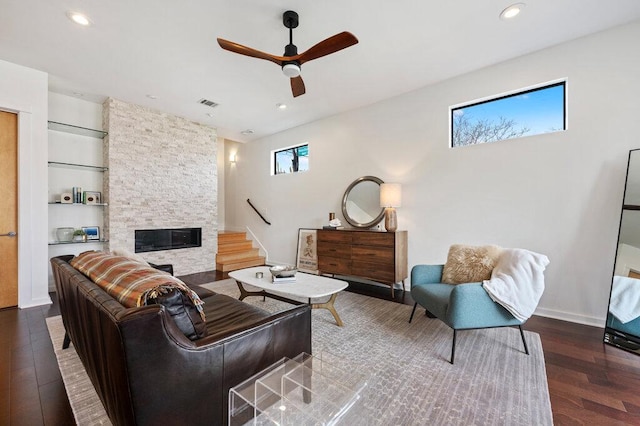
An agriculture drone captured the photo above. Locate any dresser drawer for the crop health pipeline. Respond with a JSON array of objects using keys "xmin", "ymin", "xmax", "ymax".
[
  {"xmin": 317, "ymin": 230, "xmax": 352, "ymax": 244},
  {"xmin": 351, "ymin": 246, "xmax": 394, "ymax": 264},
  {"xmin": 352, "ymin": 232, "xmax": 394, "ymax": 247},
  {"xmin": 318, "ymin": 242, "xmax": 351, "ymax": 258},
  {"xmin": 318, "ymin": 257, "xmax": 351, "ymax": 275},
  {"xmin": 352, "ymin": 262, "xmax": 396, "ymax": 283}
]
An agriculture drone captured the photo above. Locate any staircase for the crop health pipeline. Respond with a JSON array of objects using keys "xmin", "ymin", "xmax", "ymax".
[{"xmin": 216, "ymin": 231, "xmax": 265, "ymax": 272}]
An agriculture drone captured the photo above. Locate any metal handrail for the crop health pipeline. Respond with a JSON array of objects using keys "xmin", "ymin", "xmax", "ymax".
[{"xmin": 246, "ymin": 199, "xmax": 271, "ymax": 225}]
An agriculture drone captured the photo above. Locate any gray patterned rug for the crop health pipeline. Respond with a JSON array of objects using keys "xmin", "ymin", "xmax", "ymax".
[{"xmin": 47, "ymin": 279, "xmax": 552, "ymax": 425}]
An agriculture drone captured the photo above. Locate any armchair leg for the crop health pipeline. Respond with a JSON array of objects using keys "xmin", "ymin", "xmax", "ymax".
[
  {"xmin": 519, "ymin": 325, "xmax": 529, "ymax": 355},
  {"xmin": 62, "ymin": 331, "xmax": 71, "ymax": 350},
  {"xmin": 409, "ymin": 303, "xmax": 418, "ymax": 323},
  {"xmin": 450, "ymin": 329, "xmax": 456, "ymax": 364}
]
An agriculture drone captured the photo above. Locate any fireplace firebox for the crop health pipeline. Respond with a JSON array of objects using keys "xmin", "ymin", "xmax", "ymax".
[{"xmin": 135, "ymin": 228, "xmax": 202, "ymax": 253}]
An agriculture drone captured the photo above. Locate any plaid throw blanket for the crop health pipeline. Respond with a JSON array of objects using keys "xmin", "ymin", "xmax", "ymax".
[{"xmin": 70, "ymin": 251, "xmax": 205, "ymax": 320}]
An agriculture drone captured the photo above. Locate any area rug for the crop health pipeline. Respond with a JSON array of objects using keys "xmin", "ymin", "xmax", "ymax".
[{"xmin": 47, "ymin": 278, "xmax": 553, "ymax": 425}]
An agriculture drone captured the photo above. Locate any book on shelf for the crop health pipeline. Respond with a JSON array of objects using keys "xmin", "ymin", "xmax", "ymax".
[
  {"xmin": 272, "ymin": 276, "xmax": 296, "ymax": 283},
  {"xmin": 322, "ymin": 225, "xmax": 345, "ymax": 230}
]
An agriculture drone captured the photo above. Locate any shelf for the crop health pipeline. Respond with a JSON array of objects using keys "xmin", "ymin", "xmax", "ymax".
[
  {"xmin": 49, "ymin": 239, "xmax": 109, "ymax": 246},
  {"xmin": 48, "ymin": 202, "xmax": 108, "ymax": 206},
  {"xmin": 48, "ymin": 121, "xmax": 107, "ymax": 139},
  {"xmin": 48, "ymin": 161, "xmax": 108, "ymax": 172}
]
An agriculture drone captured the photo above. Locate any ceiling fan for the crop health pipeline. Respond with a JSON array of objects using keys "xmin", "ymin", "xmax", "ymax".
[{"xmin": 217, "ymin": 10, "xmax": 358, "ymax": 98}]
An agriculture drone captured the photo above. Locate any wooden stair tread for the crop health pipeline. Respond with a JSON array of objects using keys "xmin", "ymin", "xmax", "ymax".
[
  {"xmin": 217, "ymin": 240, "xmax": 254, "ymax": 253},
  {"xmin": 216, "ymin": 256, "xmax": 265, "ymax": 272},
  {"xmin": 216, "ymin": 231, "xmax": 264, "ymax": 272},
  {"xmin": 215, "ymin": 248, "xmax": 260, "ymax": 263}
]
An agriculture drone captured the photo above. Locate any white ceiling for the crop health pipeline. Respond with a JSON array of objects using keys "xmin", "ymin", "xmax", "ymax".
[{"xmin": 2, "ymin": 1, "xmax": 640, "ymax": 142}]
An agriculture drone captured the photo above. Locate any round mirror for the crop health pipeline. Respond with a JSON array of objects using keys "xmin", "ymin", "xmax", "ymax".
[{"xmin": 341, "ymin": 176, "xmax": 385, "ymax": 228}]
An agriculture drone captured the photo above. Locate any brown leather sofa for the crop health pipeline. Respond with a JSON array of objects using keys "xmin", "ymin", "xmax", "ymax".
[{"xmin": 50, "ymin": 255, "xmax": 312, "ymax": 425}]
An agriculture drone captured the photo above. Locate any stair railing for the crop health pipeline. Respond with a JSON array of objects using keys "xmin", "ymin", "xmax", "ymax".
[
  {"xmin": 246, "ymin": 199, "xmax": 271, "ymax": 225},
  {"xmin": 246, "ymin": 226, "xmax": 269, "ymax": 264}
]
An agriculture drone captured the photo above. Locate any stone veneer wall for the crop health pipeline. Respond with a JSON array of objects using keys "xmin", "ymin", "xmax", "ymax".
[{"xmin": 102, "ymin": 98, "xmax": 217, "ymax": 275}]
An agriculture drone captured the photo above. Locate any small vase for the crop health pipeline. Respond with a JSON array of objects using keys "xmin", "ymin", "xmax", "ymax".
[{"xmin": 56, "ymin": 227, "xmax": 74, "ymax": 242}]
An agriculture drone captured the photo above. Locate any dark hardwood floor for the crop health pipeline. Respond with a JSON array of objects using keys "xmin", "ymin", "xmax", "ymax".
[{"xmin": 2, "ymin": 275, "xmax": 640, "ymax": 425}]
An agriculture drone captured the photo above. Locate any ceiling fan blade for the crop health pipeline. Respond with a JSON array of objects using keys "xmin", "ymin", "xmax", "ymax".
[
  {"xmin": 291, "ymin": 76, "xmax": 306, "ymax": 97},
  {"xmin": 217, "ymin": 38, "xmax": 284, "ymax": 66},
  {"xmin": 298, "ymin": 32, "xmax": 359, "ymax": 64}
]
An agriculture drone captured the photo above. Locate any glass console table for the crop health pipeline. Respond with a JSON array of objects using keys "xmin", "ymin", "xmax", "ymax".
[{"xmin": 229, "ymin": 352, "xmax": 370, "ymax": 425}]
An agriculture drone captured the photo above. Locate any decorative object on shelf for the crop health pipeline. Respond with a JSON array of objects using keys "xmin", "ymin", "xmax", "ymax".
[
  {"xmin": 296, "ymin": 228, "xmax": 319, "ymax": 274},
  {"xmin": 323, "ymin": 218, "xmax": 344, "ymax": 230},
  {"xmin": 73, "ymin": 229, "xmax": 87, "ymax": 242},
  {"xmin": 60, "ymin": 192, "xmax": 73, "ymax": 204},
  {"xmin": 72, "ymin": 187, "xmax": 83, "ymax": 204},
  {"xmin": 380, "ymin": 183, "xmax": 402, "ymax": 232},
  {"xmin": 56, "ymin": 227, "xmax": 74, "ymax": 242},
  {"xmin": 323, "ymin": 212, "xmax": 344, "ymax": 230},
  {"xmin": 82, "ymin": 226, "xmax": 100, "ymax": 241},
  {"xmin": 83, "ymin": 191, "xmax": 101, "ymax": 204}
]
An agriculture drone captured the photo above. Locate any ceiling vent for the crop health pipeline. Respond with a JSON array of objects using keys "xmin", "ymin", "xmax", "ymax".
[{"xmin": 198, "ymin": 98, "xmax": 219, "ymax": 108}]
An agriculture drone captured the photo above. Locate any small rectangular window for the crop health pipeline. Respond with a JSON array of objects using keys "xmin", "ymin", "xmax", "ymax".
[
  {"xmin": 273, "ymin": 144, "xmax": 309, "ymax": 175},
  {"xmin": 450, "ymin": 81, "xmax": 566, "ymax": 148}
]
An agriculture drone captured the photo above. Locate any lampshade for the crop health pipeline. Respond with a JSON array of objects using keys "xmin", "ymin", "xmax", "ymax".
[{"xmin": 380, "ymin": 183, "xmax": 402, "ymax": 208}]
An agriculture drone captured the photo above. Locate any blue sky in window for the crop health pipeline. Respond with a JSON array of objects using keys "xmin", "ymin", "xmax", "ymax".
[{"xmin": 454, "ymin": 84, "xmax": 565, "ymax": 136}]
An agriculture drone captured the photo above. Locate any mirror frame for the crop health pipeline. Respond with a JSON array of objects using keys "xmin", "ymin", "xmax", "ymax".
[
  {"xmin": 604, "ymin": 148, "xmax": 640, "ymax": 355},
  {"xmin": 341, "ymin": 176, "xmax": 385, "ymax": 228}
]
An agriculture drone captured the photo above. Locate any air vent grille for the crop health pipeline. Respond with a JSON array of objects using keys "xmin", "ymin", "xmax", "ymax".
[{"xmin": 198, "ymin": 98, "xmax": 219, "ymax": 108}]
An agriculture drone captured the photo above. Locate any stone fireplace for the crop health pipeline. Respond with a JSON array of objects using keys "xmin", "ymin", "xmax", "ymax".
[{"xmin": 103, "ymin": 98, "xmax": 217, "ymax": 275}]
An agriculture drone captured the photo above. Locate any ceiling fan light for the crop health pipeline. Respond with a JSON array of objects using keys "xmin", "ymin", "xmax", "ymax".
[{"xmin": 282, "ymin": 63, "xmax": 301, "ymax": 78}]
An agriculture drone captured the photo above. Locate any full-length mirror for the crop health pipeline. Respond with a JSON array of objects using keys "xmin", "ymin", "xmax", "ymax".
[
  {"xmin": 605, "ymin": 149, "xmax": 640, "ymax": 354},
  {"xmin": 342, "ymin": 176, "xmax": 385, "ymax": 228}
]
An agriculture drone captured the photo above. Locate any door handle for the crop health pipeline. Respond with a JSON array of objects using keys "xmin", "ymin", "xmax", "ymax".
[{"xmin": 0, "ymin": 231, "xmax": 16, "ymax": 237}]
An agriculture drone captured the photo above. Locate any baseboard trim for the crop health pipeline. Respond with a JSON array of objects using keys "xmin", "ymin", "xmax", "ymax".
[
  {"xmin": 534, "ymin": 307, "xmax": 605, "ymax": 328},
  {"xmin": 20, "ymin": 295, "xmax": 53, "ymax": 309}
]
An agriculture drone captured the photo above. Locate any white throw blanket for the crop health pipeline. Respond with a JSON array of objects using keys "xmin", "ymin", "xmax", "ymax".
[
  {"xmin": 482, "ymin": 248, "xmax": 550, "ymax": 322},
  {"xmin": 609, "ymin": 275, "xmax": 640, "ymax": 324}
]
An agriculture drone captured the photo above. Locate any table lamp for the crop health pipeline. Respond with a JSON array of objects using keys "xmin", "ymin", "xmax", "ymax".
[{"xmin": 380, "ymin": 183, "xmax": 401, "ymax": 232}]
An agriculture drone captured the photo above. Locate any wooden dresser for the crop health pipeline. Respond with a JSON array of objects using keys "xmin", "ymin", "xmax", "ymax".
[{"xmin": 316, "ymin": 229, "xmax": 408, "ymax": 297}]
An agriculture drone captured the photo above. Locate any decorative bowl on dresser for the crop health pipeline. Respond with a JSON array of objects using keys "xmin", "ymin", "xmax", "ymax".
[{"xmin": 316, "ymin": 229, "xmax": 408, "ymax": 297}]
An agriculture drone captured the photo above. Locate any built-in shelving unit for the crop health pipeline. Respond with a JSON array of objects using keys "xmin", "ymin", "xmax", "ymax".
[
  {"xmin": 48, "ymin": 120, "xmax": 107, "ymax": 139},
  {"xmin": 48, "ymin": 161, "xmax": 108, "ymax": 172},
  {"xmin": 48, "ymin": 202, "xmax": 108, "ymax": 206},
  {"xmin": 47, "ymin": 119, "xmax": 108, "ymax": 247}
]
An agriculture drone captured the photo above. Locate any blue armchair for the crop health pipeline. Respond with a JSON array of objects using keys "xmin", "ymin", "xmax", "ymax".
[{"xmin": 409, "ymin": 264, "xmax": 529, "ymax": 364}]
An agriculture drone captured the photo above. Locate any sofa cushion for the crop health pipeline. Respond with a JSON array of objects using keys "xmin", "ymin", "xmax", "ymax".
[
  {"xmin": 70, "ymin": 251, "xmax": 206, "ymax": 340},
  {"xmin": 200, "ymin": 293, "xmax": 273, "ymax": 338},
  {"xmin": 143, "ymin": 286, "xmax": 207, "ymax": 340},
  {"xmin": 442, "ymin": 244, "xmax": 502, "ymax": 284}
]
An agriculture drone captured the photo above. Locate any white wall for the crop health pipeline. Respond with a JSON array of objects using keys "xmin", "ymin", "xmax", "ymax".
[
  {"xmin": 0, "ymin": 59, "xmax": 50, "ymax": 308},
  {"xmin": 225, "ymin": 20, "xmax": 640, "ymax": 326}
]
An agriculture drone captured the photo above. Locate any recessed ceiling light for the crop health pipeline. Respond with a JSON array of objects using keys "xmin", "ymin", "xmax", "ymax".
[
  {"xmin": 206, "ymin": 113, "xmax": 214, "ymax": 118},
  {"xmin": 241, "ymin": 129, "xmax": 254, "ymax": 135},
  {"xmin": 500, "ymin": 3, "xmax": 525, "ymax": 20},
  {"xmin": 67, "ymin": 11, "xmax": 92, "ymax": 26},
  {"xmin": 72, "ymin": 92, "xmax": 84, "ymax": 97},
  {"xmin": 146, "ymin": 94, "xmax": 158, "ymax": 100},
  {"xmin": 276, "ymin": 103, "xmax": 287, "ymax": 110}
]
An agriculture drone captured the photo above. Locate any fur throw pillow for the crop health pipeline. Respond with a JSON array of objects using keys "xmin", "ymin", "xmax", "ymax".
[{"xmin": 441, "ymin": 244, "xmax": 503, "ymax": 284}]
